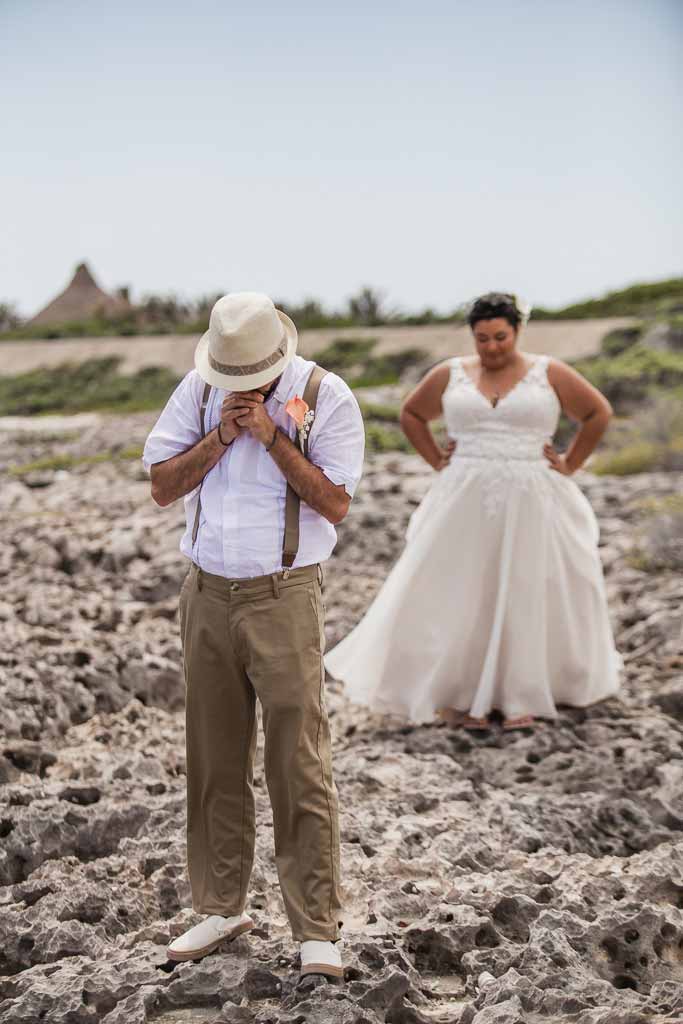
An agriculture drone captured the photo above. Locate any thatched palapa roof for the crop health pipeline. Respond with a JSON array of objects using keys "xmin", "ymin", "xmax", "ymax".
[{"xmin": 29, "ymin": 262, "xmax": 131, "ymax": 326}]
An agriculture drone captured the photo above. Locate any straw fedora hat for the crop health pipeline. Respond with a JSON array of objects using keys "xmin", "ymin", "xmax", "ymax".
[{"xmin": 194, "ymin": 292, "xmax": 298, "ymax": 391}]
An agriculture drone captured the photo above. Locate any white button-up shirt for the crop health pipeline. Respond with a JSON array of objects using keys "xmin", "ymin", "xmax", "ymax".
[{"xmin": 142, "ymin": 354, "xmax": 366, "ymax": 578}]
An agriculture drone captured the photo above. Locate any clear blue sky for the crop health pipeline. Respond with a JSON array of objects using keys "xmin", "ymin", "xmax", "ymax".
[{"xmin": 2, "ymin": 0, "xmax": 681, "ymax": 318}]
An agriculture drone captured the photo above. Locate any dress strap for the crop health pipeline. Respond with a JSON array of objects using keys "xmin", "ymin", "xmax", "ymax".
[
  {"xmin": 529, "ymin": 353, "xmax": 551, "ymax": 386},
  {"xmin": 450, "ymin": 355, "xmax": 467, "ymax": 384}
]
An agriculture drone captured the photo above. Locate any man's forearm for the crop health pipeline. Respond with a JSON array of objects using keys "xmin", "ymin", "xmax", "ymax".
[
  {"xmin": 267, "ymin": 428, "xmax": 349, "ymax": 525},
  {"xmin": 150, "ymin": 427, "xmax": 230, "ymax": 507}
]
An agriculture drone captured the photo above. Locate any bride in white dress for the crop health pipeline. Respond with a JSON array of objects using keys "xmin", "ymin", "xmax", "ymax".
[{"xmin": 324, "ymin": 292, "xmax": 622, "ymax": 731}]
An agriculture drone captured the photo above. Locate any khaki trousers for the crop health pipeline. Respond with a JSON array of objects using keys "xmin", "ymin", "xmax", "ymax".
[{"xmin": 179, "ymin": 561, "xmax": 343, "ymax": 942}]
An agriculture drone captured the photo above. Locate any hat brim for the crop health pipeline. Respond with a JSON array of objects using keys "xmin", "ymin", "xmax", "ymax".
[{"xmin": 194, "ymin": 309, "xmax": 298, "ymax": 392}]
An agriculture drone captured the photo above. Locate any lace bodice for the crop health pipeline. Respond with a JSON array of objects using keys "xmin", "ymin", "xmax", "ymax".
[{"xmin": 442, "ymin": 354, "xmax": 560, "ymax": 461}]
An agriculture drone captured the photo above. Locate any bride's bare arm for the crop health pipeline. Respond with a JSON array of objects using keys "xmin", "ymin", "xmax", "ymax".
[
  {"xmin": 399, "ymin": 362, "xmax": 453, "ymax": 470},
  {"xmin": 546, "ymin": 359, "xmax": 613, "ymax": 473}
]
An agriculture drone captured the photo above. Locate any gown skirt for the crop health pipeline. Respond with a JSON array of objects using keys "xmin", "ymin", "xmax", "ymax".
[{"xmin": 324, "ymin": 356, "xmax": 622, "ymax": 723}]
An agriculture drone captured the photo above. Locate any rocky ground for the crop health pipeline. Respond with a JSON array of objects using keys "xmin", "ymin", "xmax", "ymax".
[{"xmin": 1, "ymin": 413, "xmax": 682, "ymax": 1024}]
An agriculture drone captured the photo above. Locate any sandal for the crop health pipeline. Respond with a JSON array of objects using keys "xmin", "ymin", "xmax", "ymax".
[
  {"xmin": 502, "ymin": 715, "xmax": 535, "ymax": 732},
  {"xmin": 438, "ymin": 709, "xmax": 491, "ymax": 732},
  {"xmin": 461, "ymin": 714, "xmax": 491, "ymax": 732},
  {"xmin": 437, "ymin": 708, "xmax": 466, "ymax": 727}
]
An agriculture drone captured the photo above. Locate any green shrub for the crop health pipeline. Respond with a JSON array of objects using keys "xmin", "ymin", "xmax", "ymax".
[
  {"xmin": 0, "ymin": 358, "xmax": 181, "ymax": 415},
  {"xmin": 355, "ymin": 397, "xmax": 407, "ymax": 450},
  {"xmin": 352, "ymin": 348, "xmax": 424, "ymax": 388},
  {"xmin": 627, "ymin": 498, "xmax": 683, "ymax": 572},
  {"xmin": 573, "ymin": 344, "xmax": 683, "ymax": 413},
  {"xmin": 1, "ymin": 314, "xmax": 140, "ymax": 340},
  {"xmin": 643, "ymin": 315, "xmax": 683, "ymax": 352},
  {"xmin": 8, "ymin": 446, "xmax": 143, "ymax": 476},
  {"xmin": 552, "ymin": 278, "xmax": 683, "ymax": 319},
  {"xmin": 600, "ymin": 325, "xmax": 643, "ymax": 357},
  {"xmin": 592, "ymin": 442, "xmax": 662, "ymax": 475},
  {"xmin": 312, "ymin": 338, "xmax": 378, "ymax": 373},
  {"xmin": 358, "ymin": 401, "xmax": 400, "ymax": 422},
  {"xmin": 364, "ymin": 423, "xmax": 412, "ymax": 452},
  {"xmin": 590, "ymin": 394, "xmax": 683, "ymax": 475},
  {"xmin": 313, "ymin": 339, "xmax": 425, "ymax": 388},
  {"xmin": 667, "ymin": 315, "xmax": 683, "ymax": 350}
]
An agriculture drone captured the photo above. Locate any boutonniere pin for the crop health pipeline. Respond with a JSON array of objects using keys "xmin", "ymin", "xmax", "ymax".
[{"xmin": 285, "ymin": 395, "xmax": 315, "ymax": 447}]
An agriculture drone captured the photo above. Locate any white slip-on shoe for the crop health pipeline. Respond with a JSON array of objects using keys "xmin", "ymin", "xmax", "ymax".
[
  {"xmin": 167, "ymin": 912, "xmax": 254, "ymax": 962},
  {"xmin": 299, "ymin": 939, "xmax": 344, "ymax": 979}
]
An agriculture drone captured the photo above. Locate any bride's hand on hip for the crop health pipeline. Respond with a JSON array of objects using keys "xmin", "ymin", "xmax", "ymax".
[
  {"xmin": 544, "ymin": 443, "xmax": 573, "ymax": 475},
  {"xmin": 436, "ymin": 439, "xmax": 457, "ymax": 471}
]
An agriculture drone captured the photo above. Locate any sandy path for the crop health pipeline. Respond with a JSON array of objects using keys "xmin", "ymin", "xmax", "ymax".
[{"xmin": 0, "ymin": 318, "xmax": 635, "ymax": 377}]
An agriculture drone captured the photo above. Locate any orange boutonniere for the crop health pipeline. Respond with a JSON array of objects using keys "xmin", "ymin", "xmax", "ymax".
[
  {"xmin": 285, "ymin": 395, "xmax": 315, "ymax": 447},
  {"xmin": 285, "ymin": 395, "xmax": 309, "ymax": 428}
]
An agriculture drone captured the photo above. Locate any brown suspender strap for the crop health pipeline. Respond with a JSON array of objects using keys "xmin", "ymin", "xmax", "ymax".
[
  {"xmin": 282, "ymin": 364, "xmax": 328, "ymax": 569},
  {"xmin": 191, "ymin": 382, "xmax": 212, "ymax": 546}
]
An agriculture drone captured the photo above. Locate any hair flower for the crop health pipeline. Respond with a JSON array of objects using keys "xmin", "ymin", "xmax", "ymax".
[{"xmin": 513, "ymin": 294, "xmax": 533, "ymax": 325}]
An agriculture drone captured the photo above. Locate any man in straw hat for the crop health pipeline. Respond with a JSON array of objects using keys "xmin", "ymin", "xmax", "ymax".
[{"xmin": 142, "ymin": 292, "xmax": 365, "ymax": 979}]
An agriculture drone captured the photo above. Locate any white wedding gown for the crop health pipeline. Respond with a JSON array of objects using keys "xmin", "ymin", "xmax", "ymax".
[{"xmin": 325, "ymin": 354, "xmax": 622, "ymax": 723}]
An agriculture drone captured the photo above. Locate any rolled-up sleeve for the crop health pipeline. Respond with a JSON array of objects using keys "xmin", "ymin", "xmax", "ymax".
[
  {"xmin": 307, "ymin": 373, "xmax": 365, "ymax": 497},
  {"xmin": 141, "ymin": 370, "xmax": 204, "ymax": 475}
]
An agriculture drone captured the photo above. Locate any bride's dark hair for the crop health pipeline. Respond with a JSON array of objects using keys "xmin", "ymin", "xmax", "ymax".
[{"xmin": 467, "ymin": 292, "xmax": 521, "ymax": 329}]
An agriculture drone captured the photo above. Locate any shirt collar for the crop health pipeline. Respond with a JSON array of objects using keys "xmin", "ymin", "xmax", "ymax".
[{"xmin": 271, "ymin": 355, "xmax": 304, "ymax": 404}]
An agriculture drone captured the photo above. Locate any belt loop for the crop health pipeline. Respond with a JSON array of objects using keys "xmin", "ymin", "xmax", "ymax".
[
  {"xmin": 317, "ymin": 562, "xmax": 323, "ymax": 587},
  {"xmin": 196, "ymin": 567, "xmax": 203, "ymax": 592},
  {"xmin": 271, "ymin": 573, "xmax": 280, "ymax": 599}
]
